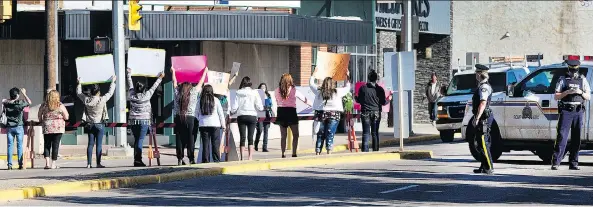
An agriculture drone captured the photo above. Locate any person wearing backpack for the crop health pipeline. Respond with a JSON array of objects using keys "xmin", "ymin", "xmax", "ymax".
[{"xmin": 2, "ymin": 87, "xmax": 32, "ymax": 170}]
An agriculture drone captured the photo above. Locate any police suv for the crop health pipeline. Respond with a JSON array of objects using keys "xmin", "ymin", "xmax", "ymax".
[
  {"xmin": 436, "ymin": 64, "xmax": 529, "ymax": 142},
  {"xmin": 461, "ymin": 55, "xmax": 593, "ymax": 163}
]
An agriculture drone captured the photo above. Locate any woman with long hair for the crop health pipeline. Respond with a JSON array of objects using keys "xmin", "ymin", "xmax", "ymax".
[
  {"xmin": 171, "ymin": 67, "xmax": 207, "ymax": 165},
  {"xmin": 38, "ymin": 90, "xmax": 69, "ymax": 169},
  {"xmin": 275, "ymin": 74, "xmax": 310, "ymax": 158},
  {"xmin": 126, "ymin": 68, "xmax": 164, "ymax": 167},
  {"xmin": 197, "ymin": 84, "xmax": 226, "ymax": 163},
  {"xmin": 310, "ymin": 76, "xmax": 351, "ymax": 155},
  {"xmin": 77, "ymin": 75, "xmax": 116, "ymax": 168},
  {"xmin": 255, "ymin": 83, "xmax": 272, "ymax": 152},
  {"xmin": 231, "ymin": 76, "xmax": 264, "ymax": 160}
]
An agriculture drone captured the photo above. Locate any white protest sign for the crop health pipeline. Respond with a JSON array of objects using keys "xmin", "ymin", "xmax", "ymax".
[
  {"xmin": 75, "ymin": 54, "xmax": 115, "ymax": 85},
  {"xmin": 230, "ymin": 62, "xmax": 241, "ymax": 76},
  {"xmin": 295, "ymin": 86, "xmax": 316, "ymax": 115},
  {"xmin": 127, "ymin": 47, "xmax": 166, "ymax": 77}
]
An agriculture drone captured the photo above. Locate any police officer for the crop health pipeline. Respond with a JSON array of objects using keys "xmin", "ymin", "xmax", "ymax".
[
  {"xmin": 472, "ymin": 64, "xmax": 494, "ymax": 174},
  {"xmin": 552, "ymin": 59, "xmax": 590, "ymax": 170}
]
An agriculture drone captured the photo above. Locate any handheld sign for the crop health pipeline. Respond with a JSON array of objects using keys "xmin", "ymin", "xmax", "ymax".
[
  {"xmin": 171, "ymin": 56, "xmax": 208, "ymax": 83},
  {"xmin": 312, "ymin": 51, "xmax": 350, "ymax": 81},
  {"xmin": 231, "ymin": 62, "xmax": 241, "ymax": 76},
  {"xmin": 127, "ymin": 47, "xmax": 166, "ymax": 77},
  {"xmin": 206, "ymin": 70, "xmax": 231, "ymax": 95},
  {"xmin": 75, "ymin": 54, "xmax": 115, "ymax": 85}
]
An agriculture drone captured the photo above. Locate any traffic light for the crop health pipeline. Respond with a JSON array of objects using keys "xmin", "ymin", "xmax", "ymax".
[
  {"xmin": 129, "ymin": 0, "xmax": 142, "ymax": 31},
  {"xmin": 0, "ymin": 0, "xmax": 13, "ymax": 23}
]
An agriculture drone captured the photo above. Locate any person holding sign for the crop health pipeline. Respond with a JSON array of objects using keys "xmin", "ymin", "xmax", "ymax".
[
  {"xmin": 126, "ymin": 68, "xmax": 165, "ymax": 167},
  {"xmin": 275, "ymin": 74, "xmax": 311, "ymax": 158},
  {"xmin": 255, "ymin": 83, "xmax": 272, "ymax": 152},
  {"xmin": 231, "ymin": 77, "xmax": 264, "ymax": 161},
  {"xmin": 2, "ymin": 88, "xmax": 32, "ymax": 170},
  {"xmin": 76, "ymin": 75, "xmax": 117, "ymax": 168},
  {"xmin": 310, "ymin": 75, "xmax": 351, "ymax": 155},
  {"xmin": 171, "ymin": 67, "xmax": 207, "ymax": 165}
]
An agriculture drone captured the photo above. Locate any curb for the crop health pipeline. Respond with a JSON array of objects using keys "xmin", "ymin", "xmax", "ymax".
[
  {"xmin": 0, "ymin": 150, "xmax": 432, "ymax": 202},
  {"xmin": 297, "ymin": 134, "xmax": 440, "ymax": 154}
]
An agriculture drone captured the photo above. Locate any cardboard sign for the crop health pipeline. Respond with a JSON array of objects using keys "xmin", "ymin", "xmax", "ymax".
[
  {"xmin": 171, "ymin": 56, "xmax": 208, "ymax": 84},
  {"xmin": 354, "ymin": 81, "xmax": 392, "ymax": 112},
  {"xmin": 206, "ymin": 71, "xmax": 231, "ymax": 95},
  {"xmin": 313, "ymin": 51, "xmax": 350, "ymax": 81},
  {"xmin": 75, "ymin": 54, "xmax": 115, "ymax": 85},
  {"xmin": 127, "ymin": 47, "xmax": 166, "ymax": 77},
  {"xmin": 230, "ymin": 62, "xmax": 241, "ymax": 76}
]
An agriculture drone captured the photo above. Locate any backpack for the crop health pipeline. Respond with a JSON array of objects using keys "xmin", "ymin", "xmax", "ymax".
[{"xmin": 0, "ymin": 102, "xmax": 7, "ymax": 127}]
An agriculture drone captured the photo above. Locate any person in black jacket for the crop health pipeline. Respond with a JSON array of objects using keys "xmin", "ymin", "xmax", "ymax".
[{"xmin": 356, "ymin": 70, "xmax": 392, "ymax": 152}]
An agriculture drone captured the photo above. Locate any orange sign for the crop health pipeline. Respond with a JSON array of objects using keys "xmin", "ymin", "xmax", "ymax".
[{"xmin": 312, "ymin": 51, "xmax": 350, "ymax": 81}]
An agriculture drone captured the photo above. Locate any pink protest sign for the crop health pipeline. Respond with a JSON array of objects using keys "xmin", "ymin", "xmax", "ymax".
[
  {"xmin": 171, "ymin": 56, "xmax": 208, "ymax": 84},
  {"xmin": 354, "ymin": 82, "xmax": 392, "ymax": 112}
]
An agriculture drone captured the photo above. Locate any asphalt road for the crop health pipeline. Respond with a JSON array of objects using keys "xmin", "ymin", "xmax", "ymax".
[{"xmin": 8, "ymin": 139, "xmax": 593, "ymax": 206}]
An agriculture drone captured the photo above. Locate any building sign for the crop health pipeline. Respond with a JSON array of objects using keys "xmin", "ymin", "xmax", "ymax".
[
  {"xmin": 140, "ymin": 1, "xmax": 300, "ymax": 8},
  {"xmin": 375, "ymin": 0, "xmax": 450, "ymax": 35}
]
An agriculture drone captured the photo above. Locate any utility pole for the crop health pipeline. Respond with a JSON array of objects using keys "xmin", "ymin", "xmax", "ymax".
[
  {"xmin": 45, "ymin": 0, "xmax": 58, "ymax": 91},
  {"xmin": 113, "ymin": 0, "xmax": 127, "ymax": 147}
]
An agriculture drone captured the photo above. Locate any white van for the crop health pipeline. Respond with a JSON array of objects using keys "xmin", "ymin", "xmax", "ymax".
[{"xmin": 461, "ymin": 56, "xmax": 593, "ymax": 163}]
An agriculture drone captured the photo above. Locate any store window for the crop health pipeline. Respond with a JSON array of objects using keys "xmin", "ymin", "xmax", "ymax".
[
  {"xmin": 311, "ymin": 46, "xmax": 318, "ymax": 74},
  {"xmin": 345, "ymin": 45, "xmax": 377, "ymax": 84}
]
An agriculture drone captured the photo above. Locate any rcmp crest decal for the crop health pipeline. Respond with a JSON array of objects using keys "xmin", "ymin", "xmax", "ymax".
[{"xmin": 522, "ymin": 105, "xmax": 533, "ymax": 119}]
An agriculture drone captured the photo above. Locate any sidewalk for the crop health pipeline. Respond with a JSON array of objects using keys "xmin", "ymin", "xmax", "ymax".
[{"xmin": 0, "ymin": 124, "xmax": 440, "ymax": 191}]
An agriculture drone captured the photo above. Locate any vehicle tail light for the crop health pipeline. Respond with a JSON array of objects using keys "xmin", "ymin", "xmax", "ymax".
[{"xmin": 563, "ymin": 55, "xmax": 580, "ymax": 61}]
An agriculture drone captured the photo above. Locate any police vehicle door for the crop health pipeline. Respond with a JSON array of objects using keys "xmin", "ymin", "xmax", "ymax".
[{"xmin": 505, "ymin": 69, "xmax": 556, "ymax": 140}]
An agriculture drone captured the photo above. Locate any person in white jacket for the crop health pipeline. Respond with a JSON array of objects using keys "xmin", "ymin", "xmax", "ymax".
[
  {"xmin": 310, "ymin": 76, "xmax": 351, "ymax": 155},
  {"xmin": 231, "ymin": 76, "xmax": 264, "ymax": 160},
  {"xmin": 196, "ymin": 84, "xmax": 226, "ymax": 163}
]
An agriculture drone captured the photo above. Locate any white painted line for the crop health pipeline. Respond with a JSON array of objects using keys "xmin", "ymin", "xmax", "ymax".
[
  {"xmin": 379, "ymin": 185, "xmax": 419, "ymax": 194},
  {"xmin": 304, "ymin": 201, "xmax": 335, "ymax": 207}
]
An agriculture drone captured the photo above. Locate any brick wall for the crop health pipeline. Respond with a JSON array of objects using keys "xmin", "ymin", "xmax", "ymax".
[{"xmin": 288, "ymin": 45, "xmax": 327, "ymax": 86}]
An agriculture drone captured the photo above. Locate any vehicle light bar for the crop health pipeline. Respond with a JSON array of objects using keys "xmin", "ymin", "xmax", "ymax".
[
  {"xmin": 584, "ymin": 56, "xmax": 593, "ymax": 61},
  {"xmin": 563, "ymin": 55, "xmax": 580, "ymax": 61}
]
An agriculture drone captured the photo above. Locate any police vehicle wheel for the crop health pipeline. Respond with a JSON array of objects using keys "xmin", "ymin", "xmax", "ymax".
[
  {"xmin": 439, "ymin": 130, "xmax": 455, "ymax": 143},
  {"xmin": 466, "ymin": 120, "xmax": 503, "ymax": 162},
  {"xmin": 535, "ymin": 149, "xmax": 567, "ymax": 164}
]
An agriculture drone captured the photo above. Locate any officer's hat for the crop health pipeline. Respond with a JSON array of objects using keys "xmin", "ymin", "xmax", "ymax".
[
  {"xmin": 566, "ymin": 60, "xmax": 581, "ymax": 68},
  {"xmin": 475, "ymin": 64, "xmax": 489, "ymax": 72}
]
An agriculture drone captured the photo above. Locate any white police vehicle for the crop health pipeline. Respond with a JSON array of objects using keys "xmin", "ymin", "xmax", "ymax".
[
  {"xmin": 461, "ymin": 55, "xmax": 593, "ymax": 163},
  {"xmin": 436, "ymin": 59, "xmax": 531, "ymax": 142}
]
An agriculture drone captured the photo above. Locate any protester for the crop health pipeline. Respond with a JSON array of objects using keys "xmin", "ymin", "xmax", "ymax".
[
  {"xmin": 38, "ymin": 90, "xmax": 69, "ymax": 169},
  {"xmin": 171, "ymin": 67, "xmax": 207, "ymax": 165},
  {"xmin": 2, "ymin": 88, "xmax": 32, "ymax": 170},
  {"xmin": 77, "ymin": 76, "xmax": 116, "ymax": 168},
  {"xmin": 310, "ymin": 76, "xmax": 351, "ymax": 155},
  {"xmin": 275, "ymin": 74, "xmax": 310, "ymax": 158},
  {"xmin": 127, "ymin": 68, "xmax": 164, "ymax": 167},
  {"xmin": 425, "ymin": 72, "xmax": 441, "ymax": 126},
  {"xmin": 213, "ymin": 73, "xmax": 237, "ymax": 161},
  {"xmin": 197, "ymin": 84, "xmax": 226, "ymax": 163},
  {"xmin": 255, "ymin": 83, "xmax": 272, "ymax": 152},
  {"xmin": 231, "ymin": 77, "xmax": 264, "ymax": 160},
  {"xmin": 356, "ymin": 70, "xmax": 391, "ymax": 152}
]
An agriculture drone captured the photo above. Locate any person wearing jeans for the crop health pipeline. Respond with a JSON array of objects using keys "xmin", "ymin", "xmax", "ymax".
[
  {"xmin": 231, "ymin": 77, "xmax": 264, "ymax": 160},
  {"xmin": 309, "ymin": 76, "xmax": 351, "ymax": 155},
  {"xmin": 126, "ymin": 68, "xmax": 164, "ymax": 167},
  {"xmin": 77, "ymin": 75, "xmax": 117, "ymax": 168},
  {"xmin": 255, "ymin": 83, "xmax": 272, "ymax": 152},
  {"xmin": 356, "ymin": 70, "xmax": 391, "ymax": 152},
  {"xmin": 425, "ymin": 72, "xmax": 441, "ymax": 126},
  {"xmin": 2, "ymin": 87, "xmax": 32, "ymax": 170},
  {"xmin": 38, "ymin": 90, "xmax": 69, "ymax": 169}
]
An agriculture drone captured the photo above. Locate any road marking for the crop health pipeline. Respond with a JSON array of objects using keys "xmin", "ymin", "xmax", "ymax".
[
  {"xmin": 380, "ymin": 185, "xmax": 419, "ymax": 194},
  {"xmin": 305, "ymin": 201, "xmax": 335, "ymax": 207}
]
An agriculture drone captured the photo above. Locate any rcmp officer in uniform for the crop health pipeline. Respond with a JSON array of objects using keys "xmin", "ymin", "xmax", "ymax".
[
  {"xmin": 472, "ymin": 64, "xmax": 494, "ymax": 174},
  {"xmin": 552, "ymin": 59, "xmax": 590, "ymax": 170}
]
